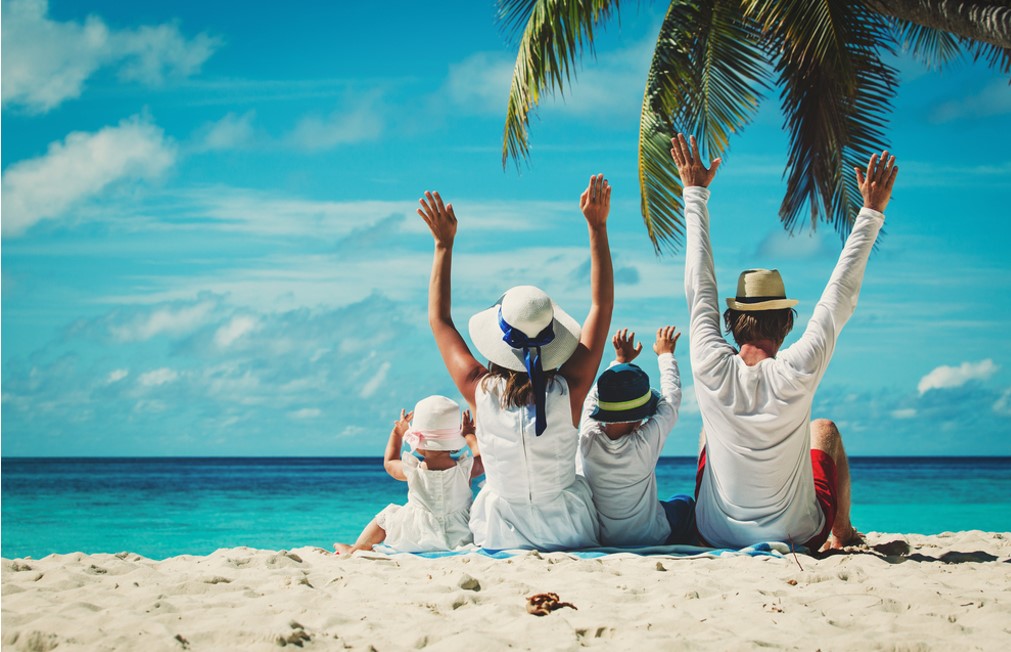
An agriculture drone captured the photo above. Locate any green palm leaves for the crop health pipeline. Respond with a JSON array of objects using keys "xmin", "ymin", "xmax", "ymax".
[{"xmin": 499, "ymin": 0, "xmax": 1010, "ymax": 253}]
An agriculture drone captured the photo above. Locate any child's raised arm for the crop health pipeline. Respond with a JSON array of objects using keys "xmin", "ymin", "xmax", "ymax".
[
  {"xmin": 612, "ymin": 328, "xmax": 643, "ymax": 363},
  {"xmin": 383, "ymin": 409, "xmax": 413, "ymax": 481},
  {"xmin": 652, "ymin": 326, "xmax": 683, "ymax": 413}
]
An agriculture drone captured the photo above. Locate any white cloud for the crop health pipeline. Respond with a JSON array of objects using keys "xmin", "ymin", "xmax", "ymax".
[
  {"xmin": 360, "ymin": 361, "xmax": 391, "ymax": 399},
  {"xmin": 755, "ymin": 229, "xmax": 832, "ymax": 260},
  {"xmin": 193, "ymin": 111, "xmax": 256, "ymax": 152},
  {"xmin": 890, "ymin": 408, "xmax": 917, "ymax": 419},
  {"xmin": 931, "ymin": 80, "xmax": 1011, "ymax": 123},
  {"xmin": 1, "ymin": 115, "xmax": 176, "ymax": 236},
  {"xmin": 106, "ymin": 369, "xmax": 129, "ymax": 383},
  {"xmin": 441, "ymin": 37, "xmax": 651, "ymax": 121},
  {"xmin": 917, "ymin": 359, "xmax": 998, "ymax": 395},
  {"xmin": 445, "ymin": 52, "xmax": 514, "ymax": 114},
  {"xmin": 993, "ymin": 388, "xmax": 1011, "ymax": 417},
  {"xmin": 111, "ymin": 300, "xmax": 217, "ymax": 342},
  {"xmin": 214, "ymin": 315, "xmax": 258, "ymax": 347},
  {"xmin": 1, "ymin": 0, "xmax": 219, "ymax": 113},
  {"xmin": 138, "ymin": 368, "xmax": 179, "ymax": 386},
  {"xmin": 289, "ymin": 408, "xmax": 322, "ymax": 420},
  {"xmin": 286, "ymin": 97, "xmax": 383, "ymax": 151}
]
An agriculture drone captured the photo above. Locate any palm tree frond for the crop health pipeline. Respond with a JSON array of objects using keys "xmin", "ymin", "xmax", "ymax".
[
  {"xmin": 499, "ymin": 0, "xmax": 621, "ymax": 168},
  {"xmin": 638, "ymin": 0, "xmax": 769, "ymax": 254},
  {"xmin": 962, "ymin": 38, "xmax": 1011, "ymax": 74},
  {"xmin": 889, "ymin": 18, "xmax": 963, "ymax": 69},
  {"xmin": 750, "ymin": 0, "xmax": 898, "ymax": 237},
  {"xmin": 638, "ymin": 100, "xmax": 684, "ymax": 255}
]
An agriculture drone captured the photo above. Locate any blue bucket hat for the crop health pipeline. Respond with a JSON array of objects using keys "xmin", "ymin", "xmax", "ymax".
[{"xmin": 590, "ymin": 363, "xmax": 660, "ymax": 423}]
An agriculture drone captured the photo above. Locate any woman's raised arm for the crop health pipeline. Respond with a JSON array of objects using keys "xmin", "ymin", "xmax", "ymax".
[
  {"xmin": 560, "ymin": 174, "xmax": 614, "ymax": 422},
  {"xmin": 418, "ymin": 191, "xmax": 487, "ymax": 409}
]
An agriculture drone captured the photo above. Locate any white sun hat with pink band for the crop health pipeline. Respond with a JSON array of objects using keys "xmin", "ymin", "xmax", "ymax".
[{"xmin": 403, "ymin": 395, "xmax": 467, "ymax": 452}]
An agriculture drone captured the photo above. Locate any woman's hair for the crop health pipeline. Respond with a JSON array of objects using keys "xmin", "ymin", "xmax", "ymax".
[
  {"xmin": 723, "ymin": 307, "xmax": 797, "ymax": 347},
  {"xmin": 481, "ymin": 363, "xmax": 560, "ymax": 408}
]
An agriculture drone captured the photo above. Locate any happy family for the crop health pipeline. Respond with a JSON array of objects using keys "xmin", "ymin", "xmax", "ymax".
[{"xmin": 334, "ymin": 134, "xmax": 899, "ymax": 556}]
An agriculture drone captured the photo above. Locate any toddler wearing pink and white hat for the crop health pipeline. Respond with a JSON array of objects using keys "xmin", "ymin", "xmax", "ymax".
[{"xmin": 334, "ymin": 395, "xmax": 479, "ymax": 555}]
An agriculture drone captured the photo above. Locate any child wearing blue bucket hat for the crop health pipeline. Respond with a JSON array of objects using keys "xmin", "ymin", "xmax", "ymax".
[{"xmin": 578, "ymin": 326, "xmax": 696, "ymax": 546}]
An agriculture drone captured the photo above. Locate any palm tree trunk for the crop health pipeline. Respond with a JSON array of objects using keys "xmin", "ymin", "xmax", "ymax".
[{"xmin": 867, "ymin": 0, "xmax": 1011, "ymax": 49}]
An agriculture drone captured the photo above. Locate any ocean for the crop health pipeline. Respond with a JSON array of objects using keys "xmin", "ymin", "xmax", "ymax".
[{"xmin": 2, "ymin": 457, "xmax": 1009, "ymax": 560}]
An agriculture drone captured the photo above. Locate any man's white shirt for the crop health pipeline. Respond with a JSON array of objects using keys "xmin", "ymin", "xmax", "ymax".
[{"xmin": 684, "ymin": 186, "xmax": 884, "ymax": 548}]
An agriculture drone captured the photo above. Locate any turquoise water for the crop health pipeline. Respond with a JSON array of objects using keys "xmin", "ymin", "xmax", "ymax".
[{"xmin": 2, "ymin": 457, "xmax": 1009, "ymax": 560}]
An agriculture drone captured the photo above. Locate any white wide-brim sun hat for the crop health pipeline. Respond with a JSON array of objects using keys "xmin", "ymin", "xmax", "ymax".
[
  {"xmin": 468, "ymin": 285, "xmax": 581, "ymax": 372},
  {"xmin": 725, "ymin": 268, "xmax": 799, "ymax": 311}
]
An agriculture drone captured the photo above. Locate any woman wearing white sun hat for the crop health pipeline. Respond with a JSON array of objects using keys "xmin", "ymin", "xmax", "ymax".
[{"xmin": 417, "ymin": 175, "xmax": 614, "ymax": 550}]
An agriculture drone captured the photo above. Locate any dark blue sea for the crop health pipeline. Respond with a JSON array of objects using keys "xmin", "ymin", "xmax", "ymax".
[{"xmin": 2, "ymin": 457, "xmax": 1009, "ymax": 560}]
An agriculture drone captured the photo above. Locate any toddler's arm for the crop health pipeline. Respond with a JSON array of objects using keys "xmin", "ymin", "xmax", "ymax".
[
  {"xmin": 383, "ymin": 409, "xmax": 412, "ymax": 481},
  {"xmin": 461, "ymin": 409, "xmax": 485, "ymax": 480}
]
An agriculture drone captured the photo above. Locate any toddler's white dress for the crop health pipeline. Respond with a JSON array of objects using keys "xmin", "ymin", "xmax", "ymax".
[{"xmin": 374, "ymin": 452, "xmax": 474, "ymax": 552}]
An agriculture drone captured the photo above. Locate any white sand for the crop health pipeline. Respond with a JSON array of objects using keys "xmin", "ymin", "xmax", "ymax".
[{"xmin": 3, "ymin": 531, "xmax": 1009, "ymax": 651}]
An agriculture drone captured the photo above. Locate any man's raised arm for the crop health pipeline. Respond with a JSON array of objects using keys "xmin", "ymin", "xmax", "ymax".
[
  {"xmin": 782, "ymin": 152, "xmax": 898, "ymax": 378},
  {"xmin": 670, "ymin": 134, "xmax": 733, "ymax": 372}
]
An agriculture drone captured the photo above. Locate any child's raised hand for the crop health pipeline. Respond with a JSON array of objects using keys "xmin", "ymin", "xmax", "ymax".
[
  {"xmin": 393, "ymin": 409, "xmax": 414, "ymax": 437},
  {"xmin": 461, "ymin": 409, "xmax": 476, "ymax": 437},
  {"xmin": 653, "ymin": 326, "xmax": 680, "ymax": 355},
  {"xmin": 612, "ymin": 328, "xmax": 643, "ymax": 363}
]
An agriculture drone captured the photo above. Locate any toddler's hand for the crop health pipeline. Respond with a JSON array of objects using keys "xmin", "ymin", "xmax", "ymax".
[
  {"xmin": 393, "ymin": 409, "xmax": 413, "ymax": 437},
  {"xmin": 461, "ymin": 409, "xmax": 476, "ymax": 437},
  {"xmin": 612, "ymin": 328, "xmax": 643, "ymax": 363},
  {"xmin": 653, "ymin": 326, "xmax": 680, "ymax": 356}
]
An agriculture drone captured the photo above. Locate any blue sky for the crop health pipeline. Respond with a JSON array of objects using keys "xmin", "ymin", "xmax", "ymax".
[{"xmin": 3, "ymin": 0, "xmax": 1010, "ymax": 456}]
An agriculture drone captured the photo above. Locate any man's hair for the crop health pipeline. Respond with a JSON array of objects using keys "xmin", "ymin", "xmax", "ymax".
[{"xmin": 723, "ymin": 308, "xmax": 797, "ymax": 347}]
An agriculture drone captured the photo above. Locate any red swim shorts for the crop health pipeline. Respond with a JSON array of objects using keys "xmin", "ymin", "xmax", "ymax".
[{"xmin": 694, "ymin": 448, "xmax": 838, "ymax": 551}]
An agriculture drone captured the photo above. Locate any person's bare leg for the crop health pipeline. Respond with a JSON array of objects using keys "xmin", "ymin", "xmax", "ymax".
[
  {"xmin": 334, "ymin": 519, "xmax": 386, "ymax": 556},
  {"xmin": 810, "ymin": 419, "xmax": 862, "ymax": 550}
]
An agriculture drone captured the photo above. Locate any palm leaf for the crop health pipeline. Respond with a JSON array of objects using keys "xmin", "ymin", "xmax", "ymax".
[
  {"xmin": 638, "ymin": 0, "xmax": 769, "ymax": 253},
  {"xmin": 890, "ymin": 18, "xmax": 961, "ymax": 69},
  {"xmin": 746, "ymin": 0, "xmax": 898, "ymax": 237},
  {"xmin": 498, "ymin": 0, "xmax": 621, "ymax": 167}
]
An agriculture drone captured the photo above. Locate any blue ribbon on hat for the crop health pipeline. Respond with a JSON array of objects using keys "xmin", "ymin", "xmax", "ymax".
[{"xmin": 498, "ymin": 307, "xmax": 556, "ymax": 436}]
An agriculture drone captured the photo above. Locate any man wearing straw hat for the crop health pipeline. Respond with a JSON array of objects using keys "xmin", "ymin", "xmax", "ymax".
[{"xmin": 670, "ymin": 133, "xmax": 898, "ymax": 551}]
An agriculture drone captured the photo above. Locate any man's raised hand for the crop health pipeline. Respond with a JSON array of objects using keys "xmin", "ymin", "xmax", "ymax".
[
  {"xmin": 670, "ymin": 133, "xmax": 721, "ymax": 188},
  {"xmin": 856, "ymin": 151, "xmax": 898, "ymax": 213}
]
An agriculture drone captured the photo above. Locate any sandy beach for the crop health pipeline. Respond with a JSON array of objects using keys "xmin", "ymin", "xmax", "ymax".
[{"xmin": 2, "ymin": 531, "xmax": 1009, "ymax": 651}]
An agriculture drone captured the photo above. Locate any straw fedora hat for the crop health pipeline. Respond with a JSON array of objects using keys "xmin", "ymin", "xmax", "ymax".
[
  {"xmin": 468, "ymin": 285, "xmax": 581, "ymax": 372},
  {"xmin": 725, "ymin": 269, "xmax": 799, "ymax": 312},
  {"xmin": 405, "ymin": 395, "xmax": 466, "ymax": 452}
]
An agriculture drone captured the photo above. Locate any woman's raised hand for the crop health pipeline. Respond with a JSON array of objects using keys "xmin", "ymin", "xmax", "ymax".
[
  {"xmin": 418, "ymin": 191, "xmax": 457, "ymax": 248},
  {"xmin": 579, "ymin": 174, "xmax": 611, "ymax": 228}
]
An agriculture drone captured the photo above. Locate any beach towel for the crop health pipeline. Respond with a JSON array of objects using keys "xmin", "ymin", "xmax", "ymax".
[{"xmin": 371, "ymin": 541, "xmax": 805, "ymax": 560}]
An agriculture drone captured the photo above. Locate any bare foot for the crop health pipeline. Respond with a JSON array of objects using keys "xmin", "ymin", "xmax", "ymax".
[
  {"xmin": 821, "ymin": 526, "xmax": 865, "ymax": 552},
  {"xmin": 333, "ymin": 543, "xmax": 354, "ymax": 556}
]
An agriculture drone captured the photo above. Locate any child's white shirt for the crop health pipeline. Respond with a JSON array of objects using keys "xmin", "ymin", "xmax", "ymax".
[{"xmin": 578, "ymin": 353, "xmax": 682, "ymax": 546}]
